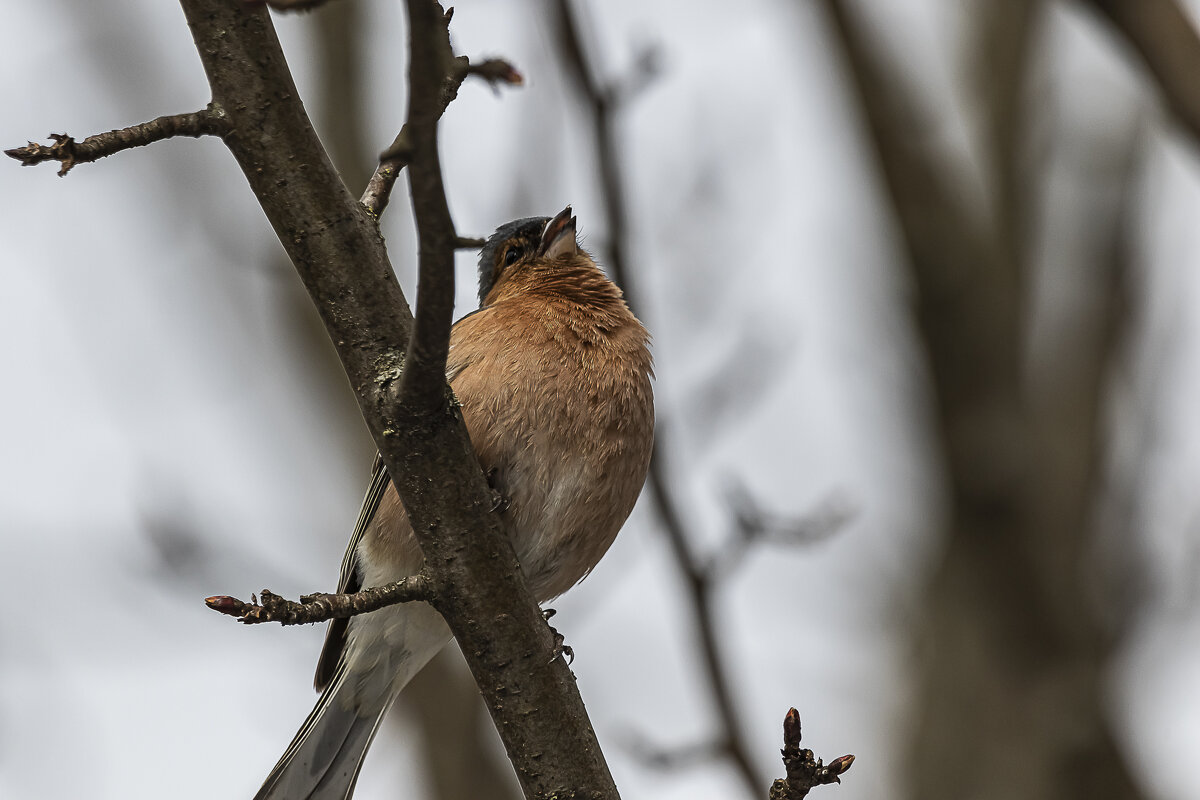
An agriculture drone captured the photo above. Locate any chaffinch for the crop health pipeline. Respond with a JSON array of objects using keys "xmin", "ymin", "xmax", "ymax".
[{"xmin": 255, "ymin": 207, "xmax": 654, "ymax": 800}]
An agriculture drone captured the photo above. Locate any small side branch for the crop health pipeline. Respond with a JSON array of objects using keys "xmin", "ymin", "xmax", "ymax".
[
  {"xmin": 467, "ymin": 58, "xmax": 525, "ymax": 90},
  {"xmin": 5, "ymin": 106, "xmax": 231, "ymax": 176},
  {"xmin": 206, "ymin": 572, "xmax": 433, "ymax": 625},
  {"xmin": 703, "ymin": 485, "xmax": 853, "ymax": 580},
  {"xmin": 361, "ymin": 54, "xmax": 522, "ymax": 218},
  {"xmin": 769, "ymin": 709, "xmax": 854, "ymax": 799}
]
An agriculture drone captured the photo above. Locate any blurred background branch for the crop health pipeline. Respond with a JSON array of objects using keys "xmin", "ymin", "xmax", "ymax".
[
  {"xmin": 552, "ymin": 1, "xmax": 854, "ymax": 796},
  {"xmin": 817, "ymin": 0, "xmax": 1149, "ymax": 798},
  {"xmin": 1082, "ymin": 0, "xmax": 1200, "ymax": 147}
]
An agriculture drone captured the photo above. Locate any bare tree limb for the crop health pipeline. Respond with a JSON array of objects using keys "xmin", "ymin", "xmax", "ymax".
[
  {"xmin": 169, "ymin": 1, "xmax": 622, "ymax": 796},
  {"xmin": 395, "ymin": 1, "xmax": 461, "ymax": 414},
  {"xmin": 1082, "ymin": 0, "xmax": 1200, "ymax": 148},
  {"xmin": 361, "ymin": 55, "xmax": 522, "ymax": 218},
  {"xmin": 970, "ymin": 0, "xmax": 1043, "ymax": 283},
  {"xmin": 702, "ymin": 487, "xmax": 853, "ymax": 581},
  {"xmin": 205, "ymin": 573, "xmax": 433, "ymax": 625},
  {"xmin": 5, "ymin": 107, "xmax": 231, "ymax": 176},
  {"xmin": 642, "ymin": 457, "xmax": 764, "ymax": 792},
  {"xmin": 360, "ymin": 158, "xmax": 406, "ymax": 218},
  {"xmin": 618, "ymin": 733, "xmax": 729, "ymax": 771},
  {"xmin": 548, "ymin": 4, "xmax": 767, "ymax": 793}
]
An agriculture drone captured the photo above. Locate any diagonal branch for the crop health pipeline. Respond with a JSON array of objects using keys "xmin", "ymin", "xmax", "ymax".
[
  {"xmin": 5, "ymin": 106, "xmax": 231, "ymax": 176},
  {"xmin": 172, "ymin": 1, "xmax": 621, "ymax": 797},
  {"xmin": 14, "ymin": 1, "xmax": 615, "ymax": 797},
  {"xmin": 550, "ymin": 2, "xmax": 763, "ymax": 795}
]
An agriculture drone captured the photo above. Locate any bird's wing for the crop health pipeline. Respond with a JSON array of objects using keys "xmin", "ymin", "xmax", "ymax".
[
  {"xmin": 314, "ymin": 453, "xmax": 390, "ymax": 690},
  {"xmin": 336, "ymin": 452, "xmax": 389, "ymax": 594},
  {"xmin": 316, "ymin": 313, "xmax": 480, "ymax": 690}
]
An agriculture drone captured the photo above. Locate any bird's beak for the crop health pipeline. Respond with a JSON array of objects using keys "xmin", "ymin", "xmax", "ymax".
[{"xmin": 538, "ymin": 206, "xmax": 577, "ymax": 260}]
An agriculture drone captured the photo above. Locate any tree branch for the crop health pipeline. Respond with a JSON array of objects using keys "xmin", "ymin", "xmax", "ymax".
[
  {"xmin": 817, "ymin": 1, "xmax": 1146, "ymax": 797},
  {"xmin": 550, "ymin": 3, "xmax": 766, "ymax": 795},
  {"xmin": 5, "ymin": 106, "xmax": 231, "ymax": 176},
  {"xmin": 205, "ymin": 573, "xmax": 433, "ymax": 625},
  {"xmin": 549, "ymin": 4, "xmax": 772, "ymax": 796},
  {"xmin": 1082, "ymin": 0, "xmax": 1200, "ymax": 149},
  {"xmin": 702, "ymin": 486, "xmax": 852, "ymax": 581},
  {"xmin": 171, "ymin": 1, "xmax": 621, "ymax": 797},
  {"xmin": 468, "ymin": 58, "xmax": 525, "ymax": 90},
  {"xmin": 395, "ymin": 0, "xmax": 459, "ymax": 414},
  {"xmin": 361, "ymin": 52, "xmax": 522, "ymax": 218}
]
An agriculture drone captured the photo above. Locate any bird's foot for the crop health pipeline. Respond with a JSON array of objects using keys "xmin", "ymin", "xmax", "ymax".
[
  {"xmin": 542, "ymin": 608, "xmax": 574, "ymax": 665},
  {"xmin": 485, "ymin": 468, "xmax": 509, "ymax": 512}
]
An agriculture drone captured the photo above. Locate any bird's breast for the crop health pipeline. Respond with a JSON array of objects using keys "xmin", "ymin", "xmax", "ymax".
[{"xmin": 450, "ymin": 308, "xmax": 653, "ymax": 600}]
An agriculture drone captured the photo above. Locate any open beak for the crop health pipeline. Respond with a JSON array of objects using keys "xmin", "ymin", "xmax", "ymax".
[{"xmin": 538, "ymin": 206, "xmax": 577, "ymax": 259}]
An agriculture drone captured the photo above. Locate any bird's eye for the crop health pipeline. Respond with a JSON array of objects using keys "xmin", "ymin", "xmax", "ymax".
[{"xmin": 503, "ymin": 247, "xmax": 521, "ymax": 267}]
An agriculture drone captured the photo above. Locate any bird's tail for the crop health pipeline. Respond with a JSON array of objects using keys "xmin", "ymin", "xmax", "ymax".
[{"xmin": 254, "ymin": 601, "xmax": 450, "ymax": 800}]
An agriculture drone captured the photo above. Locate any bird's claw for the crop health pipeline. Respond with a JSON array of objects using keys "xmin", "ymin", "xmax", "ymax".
[
  {"xmin": 542, "ymin": 608, "xmax": 575, "ymax": 665},
  {"xmin": 486, "ymin": 468, "xmax": 509, "ymax": 512}
]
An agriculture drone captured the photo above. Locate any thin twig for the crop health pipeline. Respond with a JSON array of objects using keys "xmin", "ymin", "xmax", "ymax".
[
  {"xmin": 361, "ymin": 55, "xmax": 522, "ymax": 218},
  {"xmin": 551, "ymin": 2, "xmax": 764, "ymax": 795},
  {"xmin": 467, "ymin": 58, "xmax": 526, "ymax": 90},
  {"xmin": 5, "ymin": 106, "xmax": 231, "ymax": 176},
  {"xmin": 618, "ymin": 733, "xmax": 729, "ymax": 771},
  {"xmin": 361, "ymin": 157, "xmax": 407, "ymax": 218},
  {"xmin": 205, "ymin": 573, "xmax": 433, "ymax": 625},
  {"xmin": 703, "ymin": 487, "xmax": 854, "ymax": 581},
  {"xmin": 395, "ymin": 0, "xmax": 460, "ymax": 413}
]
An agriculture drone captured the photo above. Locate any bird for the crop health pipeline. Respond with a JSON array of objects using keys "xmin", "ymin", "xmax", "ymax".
[{"xmin": 254, "ymin": 206, "xmax": 654, "ymax": 800}]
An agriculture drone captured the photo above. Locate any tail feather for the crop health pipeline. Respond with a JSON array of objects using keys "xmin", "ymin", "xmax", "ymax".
[
  {"xmin": 255, "ymin": 602, "xmax": 450, "ymax": 800},
  {"xmin": 255, "ymin": 660, "xmax": 384, "ymax": 800}
]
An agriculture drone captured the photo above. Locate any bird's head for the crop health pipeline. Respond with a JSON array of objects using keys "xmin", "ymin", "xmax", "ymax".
[{"xmin": 476, "ymin": 206, "xmax": 585, "ymax": 306}]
